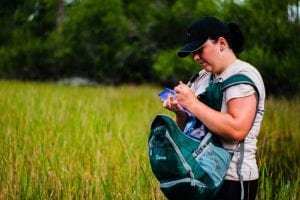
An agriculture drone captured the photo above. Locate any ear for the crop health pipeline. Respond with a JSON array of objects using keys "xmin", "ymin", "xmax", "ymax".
[{"xmin": 218, "ymin": 37, "xmax": 228, "ymax": 51}]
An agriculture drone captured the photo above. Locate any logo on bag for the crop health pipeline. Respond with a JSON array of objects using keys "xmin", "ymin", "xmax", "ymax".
[{"xmin": 155, "ymin": 155, "xmax": 167, "ymax": 160}]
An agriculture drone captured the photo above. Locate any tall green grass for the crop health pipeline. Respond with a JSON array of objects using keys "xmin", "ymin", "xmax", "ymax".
[
  {"xmin": 257, "ymin": 97, "xmax": 300, "ymax": 200},
  {"xmin": 0, "ymin": 81, "xmax": 299, "ymax": 199}
]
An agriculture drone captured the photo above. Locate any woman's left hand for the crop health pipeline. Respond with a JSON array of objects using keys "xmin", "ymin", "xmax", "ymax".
[{"xmin": 174, "ymin": 81, "xmax": 197, "ymax": 110}]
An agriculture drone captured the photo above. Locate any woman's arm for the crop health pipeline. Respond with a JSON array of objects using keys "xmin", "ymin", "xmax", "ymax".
[
  {"xmin": 190, "ymin": 95, "xmax": 256, "ymax": 140},
  {"xmin": 175, "ymin": 83, "xmax": 257, "ymax": 141}
]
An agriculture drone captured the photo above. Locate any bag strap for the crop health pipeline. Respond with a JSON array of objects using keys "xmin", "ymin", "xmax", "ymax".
[
  {"xmin": 164, "ymin": 130, "xmax": 196, "ymax": 186},
  {"xmin": 223, "ymin": 74, "xmax": 260, "ymax": 200},
  {"xmin": 238, "ymin": 142, "xmax": 245, "ymax": 200},
  {"xmin": 188, "ymin": 72, "xmax": 260, "ymax": 200},
  {"xmin": 221, "ymin": 74, "xmax": 254, "ymax": 90},
  {"xmin": 187, "ymin": 72, "xmax": 201, "ymax": 87}
]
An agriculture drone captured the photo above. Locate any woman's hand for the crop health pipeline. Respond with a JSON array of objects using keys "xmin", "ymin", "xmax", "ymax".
[
  {"xmin": 174, "ymin": 81, "xmax": 197, "ymax": 111},
  {"xmin": 163, "ymin": 95, "xmax": 184, "ymax": 114},
  {"xmin": 162, "ymin": 92, "xmax": 188, "ymax": 131}
]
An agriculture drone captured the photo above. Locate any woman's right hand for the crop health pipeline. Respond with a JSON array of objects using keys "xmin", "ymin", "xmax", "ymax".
[
  {"xmin": 163, "ymin": 94, "xmax": 188, "ymax": 130},
  {"xmin": 163, "ymin": 95, "xmax": 185, "ymax": 115}
]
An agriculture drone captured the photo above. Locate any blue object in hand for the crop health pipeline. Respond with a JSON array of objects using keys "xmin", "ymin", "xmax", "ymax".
[{"xmin": 158, "ymin": 88, "xmax": 176, "ymax": 101}]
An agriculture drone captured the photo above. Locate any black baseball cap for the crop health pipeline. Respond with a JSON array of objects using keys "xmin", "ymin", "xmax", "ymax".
[{"xmin": 178, "ymin": 16, "xmax": 230, "ymax": 58}]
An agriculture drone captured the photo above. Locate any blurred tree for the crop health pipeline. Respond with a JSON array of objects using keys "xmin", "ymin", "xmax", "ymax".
[
  {"xmin": 0, "ymin": 0, "xmax": 299, "ymax": 94},
  {"xmin": 222, "ymin": 0, "xmax": 300, "ymax": 95},
  {"xmin": 58, "ymin": 0, "xmax": 133, "ymax": 82},
  {"xmin": 56, "ymin": 0, "xmax": 64, "ymax": 32},
  {"xmin": 0, "ymin": 0, "xmax": 58, "ymax": 79},
  {"xmin": 152, "ymin": 0, "xmax": 223, "ymax": 85}
]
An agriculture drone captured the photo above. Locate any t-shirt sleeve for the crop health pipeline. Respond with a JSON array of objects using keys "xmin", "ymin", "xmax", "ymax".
[{"xmin": 224, "ymin": 84, "xmax": 255, "ymax": 103}]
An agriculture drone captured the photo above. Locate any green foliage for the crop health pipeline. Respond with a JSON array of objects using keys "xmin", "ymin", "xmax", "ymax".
[
  {"xmin": 241, "ymin": 46, "xmax": 300, "ymax": 95},
  {"xmin": 61, "ymin": 0, "xmax": 131, "ymax": 81},
  {"xmin": 153, "ymin": 48, "xmax": 199, "ymax": 86},
  {"xmin": 0, "ymin": 35, "xmax": 54, "ymax": 80},
  {"xmin": 0, "ymin": 0, "xmax": 299, "ymax": 94},
  {"xmin": 223, "ymin": 0, "xmax": 300, "ymax": 95}
]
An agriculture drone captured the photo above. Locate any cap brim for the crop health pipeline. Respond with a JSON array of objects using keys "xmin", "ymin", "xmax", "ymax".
[{"xmin": 177, "ymin": 39, "xmax": 206, "ymax": 58}]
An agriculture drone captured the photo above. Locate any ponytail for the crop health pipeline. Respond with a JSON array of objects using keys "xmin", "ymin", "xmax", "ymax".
[{"xmin": 227, "ymin": 22, "xmax": 244, "ymax": 55}]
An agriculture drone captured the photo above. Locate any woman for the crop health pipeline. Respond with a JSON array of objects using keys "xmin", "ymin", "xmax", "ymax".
[{"xmin": 163, "ymin": 16, "xmax": 265, "ymax": 200}]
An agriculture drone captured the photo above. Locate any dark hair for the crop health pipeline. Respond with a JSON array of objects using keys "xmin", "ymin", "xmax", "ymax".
[
  {"xmin": 209, "ymin": 22, "xmax": 244, "ymax": 55},
  {"xmin": 227, "ymin": 22, "xmax": 244, "ymax": 54}
]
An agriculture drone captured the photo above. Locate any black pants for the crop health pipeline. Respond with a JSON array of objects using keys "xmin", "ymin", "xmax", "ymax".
[{"xmin": 215, "ymin": 179, "xmax": 258, "ymax": 200}]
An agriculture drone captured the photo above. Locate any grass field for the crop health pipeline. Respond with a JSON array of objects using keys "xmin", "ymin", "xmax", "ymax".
[{"xmin": 0, "ymin": 81, "xmax": 299, "ymax": 200}]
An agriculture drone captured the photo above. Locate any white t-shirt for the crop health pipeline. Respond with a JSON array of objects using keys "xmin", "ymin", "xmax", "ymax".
[{"xmin": 190, "ymin": 59, "xmax": 266, "ymax": 181}]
